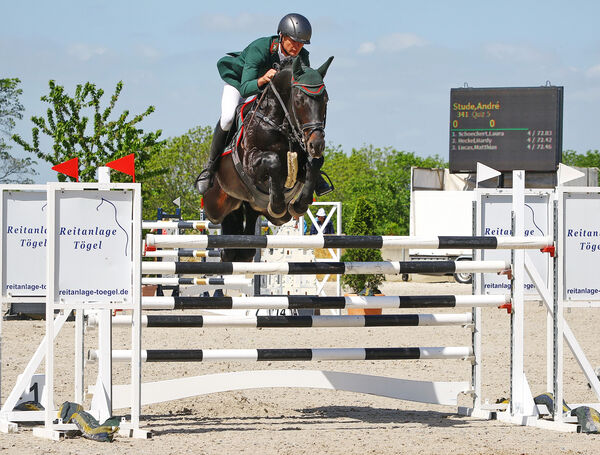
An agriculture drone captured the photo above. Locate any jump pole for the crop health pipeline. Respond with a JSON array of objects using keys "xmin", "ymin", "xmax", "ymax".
[
  {"xmin": 143, "ymin": 249, "xmax": 220, "ymax": 259},
  {"xmin": 146, "ymin": 234, "xmax": 552, "ymax": 250},
  {"xmin": 141, "ymin": 277, "xmax": 252, "ymax": 287},
  {"xmin": 94, "ymin": 313, "xmax": 474, "ymax": 328},
  {"xmin": 138, "ymin": 294, "xmax": 511, "ymax": 310},
  {"xmin": 142, "ymin": 220, "xmax": 219, "ymax": 230},
  {"xmin": 141, "ymin": 260, "xmax": 511, "ymax": 276},
  {"xmin": 89, "ymin": 346, "xmax": 474, "ymax": 363}
]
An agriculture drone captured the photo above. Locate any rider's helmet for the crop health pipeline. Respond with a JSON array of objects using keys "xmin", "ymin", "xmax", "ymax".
[{"xmin": 277, "ymin": 13, "xmax": 312, "ymax": 44}]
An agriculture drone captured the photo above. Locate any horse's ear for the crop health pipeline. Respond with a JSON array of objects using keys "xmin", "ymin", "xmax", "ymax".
[
  {"xmin": 316, "ymin": 56, "xmax": 334, "ymax": 78},
  {"xmin": 292, "ymin": 56, "xmax": 304, "ymax": 79}
]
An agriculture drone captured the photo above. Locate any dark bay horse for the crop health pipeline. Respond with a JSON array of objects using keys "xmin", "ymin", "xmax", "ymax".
[{"xmin": 203, "ymin": 56, "xmax": 333, "ymax": 261}]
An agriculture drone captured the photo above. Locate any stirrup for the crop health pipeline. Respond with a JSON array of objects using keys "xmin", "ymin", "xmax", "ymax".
[
  {"xmin": 195, "ymin": 168, "xmax": 214, "ymax": 194},
  {"xmin": 315, "ymin": 171, "xmax": 334, "ymax": 197}
]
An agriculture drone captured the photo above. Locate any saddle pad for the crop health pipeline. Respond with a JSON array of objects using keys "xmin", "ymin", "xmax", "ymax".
[{"xmin": 222, "ymin": 96, "xmax": 257, "ymax": 158}]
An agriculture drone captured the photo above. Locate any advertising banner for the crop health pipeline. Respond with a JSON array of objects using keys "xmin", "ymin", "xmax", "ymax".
[
  {"xmin": 54, "ymin": 189, "xmax": 133, "ymax": 304},
  {"xmin": 560, "ymin": 190, "xmax": 600, "ymax": 303},
  {"xmin": 479, "ymin": 191, "xmax": 552, "ymax": 297},
  {"xmin": 2, "ymin": 189, "xmax": 47, "ymax": 297}
]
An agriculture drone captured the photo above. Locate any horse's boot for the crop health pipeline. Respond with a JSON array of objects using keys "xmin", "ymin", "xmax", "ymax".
[
  {"xmin": 315, "ymin": 171, "xmax": 334, "ymax": 196},
  {"xmin": 195, "ymin": 122, "xmax": 229, "ymax": 195}
]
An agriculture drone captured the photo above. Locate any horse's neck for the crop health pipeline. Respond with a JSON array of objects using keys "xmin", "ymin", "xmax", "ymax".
[{"xmin": 264, "ymin": 74, "xmax": 291, "ymax": 118}]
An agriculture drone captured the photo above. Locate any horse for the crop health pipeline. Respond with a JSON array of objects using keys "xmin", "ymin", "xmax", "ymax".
[{"xmin": 202, "ymin": 56, "xmax": 333, "ymax": 262}]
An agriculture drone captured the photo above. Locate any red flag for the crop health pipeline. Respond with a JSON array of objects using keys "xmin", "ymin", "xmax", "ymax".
[
  {"xmin": 52, "ymin": 157, "xmax": 79, "ymax": 181},
  {"xmin": 106, "ymin": 153, "xmax": 136, "ymax": 182}
]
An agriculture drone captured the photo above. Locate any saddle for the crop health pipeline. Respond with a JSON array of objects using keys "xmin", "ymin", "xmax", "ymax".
[
  {"xmin": 221, "ymin": 97, "xmax": 304, "ymax": 208},
  {"xmin": 221, "ymin": 97, "xmax": 257, "ymax": 159}
]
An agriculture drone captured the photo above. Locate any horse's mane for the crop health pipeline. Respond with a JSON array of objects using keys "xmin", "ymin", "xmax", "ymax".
[
  {"xmin": 274, "ymin": 57, "xmax": 309, "ymax": 85},
  {"xmin": 271, "ymin": 57, "xmax": 295, "ymax": 88},
  {"xmin": 278, "ymin": 57, "xmax": 295, "ymax": 70}
]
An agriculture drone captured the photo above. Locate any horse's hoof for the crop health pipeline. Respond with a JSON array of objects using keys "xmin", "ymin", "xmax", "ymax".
[
  {"xmin": 287, "ymin": 203, "xmax": 305, "ymax": 219},
  {"xmin": 267, "ymin": 203, "xmax": 287, "ymax": 219}
]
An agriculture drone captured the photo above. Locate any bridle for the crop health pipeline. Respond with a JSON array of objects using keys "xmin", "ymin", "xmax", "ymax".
[
  {"xmin": 269, "ymin": 79, "xmax": 326, "ymax": 152},
  {"xmin": 232, "ymin": 66, "xmax": 328, "ymax": 205},
  {"xmin": 245, "ymin": 70, "xmax": 326, "ymax": 156}
]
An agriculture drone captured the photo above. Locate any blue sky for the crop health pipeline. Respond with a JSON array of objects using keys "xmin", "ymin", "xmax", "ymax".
[{"xmin": 3, "ymin": 0, "xmax": 600, "ymax": 182}]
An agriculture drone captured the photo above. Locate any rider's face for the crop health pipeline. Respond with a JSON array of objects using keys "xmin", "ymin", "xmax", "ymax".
[{"xmin": 281, "ymin": 35, "xmax": 304, "ymax": 57}]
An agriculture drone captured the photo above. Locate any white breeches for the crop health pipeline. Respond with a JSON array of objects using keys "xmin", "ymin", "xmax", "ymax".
[{"xmin": 220, "ymin": 84, "xmax": 244, "ymax": 131}]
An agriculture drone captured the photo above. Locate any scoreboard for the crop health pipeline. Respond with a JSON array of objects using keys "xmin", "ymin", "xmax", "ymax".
[{"xmin": 449, "ymin": 86, "xmax": 563, "ymax": 173}]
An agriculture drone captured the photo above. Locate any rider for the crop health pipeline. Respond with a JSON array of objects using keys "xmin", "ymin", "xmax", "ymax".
[{"xmin": 195, "ymin": 13, "xmax": 333, "ymax": 196}]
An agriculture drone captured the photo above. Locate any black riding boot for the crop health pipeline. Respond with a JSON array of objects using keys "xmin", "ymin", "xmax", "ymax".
[
  {"xmin": 195, "ymin": 122, "xmax": 229, "ymax": 195},
  {"xmin": 313, "ymin": 157, "xmax": 334, "ymax": 196}
]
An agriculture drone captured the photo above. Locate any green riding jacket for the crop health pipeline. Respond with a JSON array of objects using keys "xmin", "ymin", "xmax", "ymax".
[{"xmin": 217, "ymin": 35, "xmax": 310, "ymax": 98}]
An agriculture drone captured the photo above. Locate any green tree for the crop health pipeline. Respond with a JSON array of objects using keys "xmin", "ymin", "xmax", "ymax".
[
  {"xmin": 340, "ymin": 196, "xmax": 384, "ymax": 294},
  {"xmin": 142, "ymin": 126, "xmax": 212, "ymax": 219},
  {"xmin": 13, "ymin": 80, "xmax": 164, "ymax": 184},
  {"xmin": 562, "ymin": 149, "xmax": 600, "ymax": 168},
  {"xmin": 563, "ymin": 149, "xmax": 600, "ymax": 185},
  {"xmin": 0, "ymin": 78, "xmax": 37, "ymax": 183},
  {"xmin": 318, "ymin": 145, "xmax": 446, "ymax": 235}
]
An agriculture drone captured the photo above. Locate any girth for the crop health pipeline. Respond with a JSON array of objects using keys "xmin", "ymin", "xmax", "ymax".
[
  {"xmin": 229, "ymin": 145, "xmax": 303, "ymax": 209},
  {"xmin": 225, "ymin": 98, "xmax": 303, "ymax": 209}
]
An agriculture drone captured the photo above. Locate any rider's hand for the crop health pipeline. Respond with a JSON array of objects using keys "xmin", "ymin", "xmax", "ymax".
[{"xmin": 258, "ymin": 69, "xmax": 277, "ymax": 88}]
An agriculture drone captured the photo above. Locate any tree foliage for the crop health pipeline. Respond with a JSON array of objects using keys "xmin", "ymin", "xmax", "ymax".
[
  {"xmin": 13, "ymin": 80, "xmax": 164, "ymax": 184},
  {"xmin": 0, "ymin": 78, "xmax": 37, "ymax": 183},
  {"xmin": 317, "ymin": 144, "xmax": 446, "ymax": 235},
  {"xmin": 142, "ymin": 125, "xmax": 211, "ymax": 219},
  {"xmin": 563, "ymin": 149, "xmax": 600, "ymax": 184},
  {"xmin": 0, "ymin": 151, "xmax": 38, "ymax": 184},
  {"xmin": 340, "ymin": 196, "xmax": 384, "ymax": 294},
  {"xmin": 0, "ymin": 78, "xmax": 24, "ymax": 134},
  {"xmin": 563, "ymin": 149, "xmax": 600, "ymax": 168}
]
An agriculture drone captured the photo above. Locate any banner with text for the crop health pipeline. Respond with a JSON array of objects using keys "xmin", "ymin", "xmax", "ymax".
[
  {"xmin": 2, "ymin": 190, "xmax": 47, "ymax": 297},
  {"xmin": 54, "ymin": 190, "xmax": 133, "ymax": 303},
  {"xmin": 561, "ymin": 190, "xmax": 600, "ymax": 303},
  {"xmin": 480, "ymin": 191, "xmax": 552, "ymax": 297}
]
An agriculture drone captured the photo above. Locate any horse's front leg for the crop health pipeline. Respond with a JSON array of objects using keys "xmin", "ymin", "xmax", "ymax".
[
  {"xmin": 260, "ymin": 153, "xmax": 287, "ymax": 218},
  {"xmin": 289, "ymin": 158, "xmax": 321, "ymax": 217}
]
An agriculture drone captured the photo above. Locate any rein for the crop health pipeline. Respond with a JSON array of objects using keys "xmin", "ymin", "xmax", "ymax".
[
  {"xmin": 267, "ymin": 76, "xmax": 326, "ymax": 156},
  {"xmin": 243, "ymin": 69, "xmax": 326, "ymax": 157},
  {"xmin": 228, "ymin": 65, "xmax": 326, "ymax": 207},
  {"xmin": 267, "ymin": 80, "xmax": 306, "ymax": 151}
]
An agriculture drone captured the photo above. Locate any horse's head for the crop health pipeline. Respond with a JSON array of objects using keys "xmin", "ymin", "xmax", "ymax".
[{"xmin": 289, "ymin": 56, "xmax": 333, "ymax": 159}]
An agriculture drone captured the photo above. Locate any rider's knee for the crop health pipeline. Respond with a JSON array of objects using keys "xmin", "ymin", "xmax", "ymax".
[{"xmin": 220, "ymin": 115, "xmax": 234, "ymax": 131}]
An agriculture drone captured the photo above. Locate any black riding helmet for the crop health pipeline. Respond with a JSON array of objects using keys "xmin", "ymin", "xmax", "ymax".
[{"xmin": 277, "ymin": 13, "xmax": 312, "ymax": 44}]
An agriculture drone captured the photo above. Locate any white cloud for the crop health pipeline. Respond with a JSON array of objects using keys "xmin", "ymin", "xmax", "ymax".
[
  {"xmin": 67, "ymin": 43, "xmax": 107, "ymax": 62},
  {"xmin": 137, "ymin": 44, "xmax": 160, "ymax": 59},
  {"xmin": 379, "ymin": 33, "xmax": 426, "ymax": 52},
  {"xmin": 357, "ymin": 42, "xmax": 376, "ymax": 55},
  {"xmin": 585, "ymin": 64, "xmax": 600, "ymax": 78},
  {"xmin": 198, "ymin": 13, "xmax": 272, "ymax": 32},
  {"xmin": 356, "ymin": 33, "xmax": 426, "ymax": 55},
  {"xmin": 484, "ymin": 43, "xmax": 545, "ymax": 62}
]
